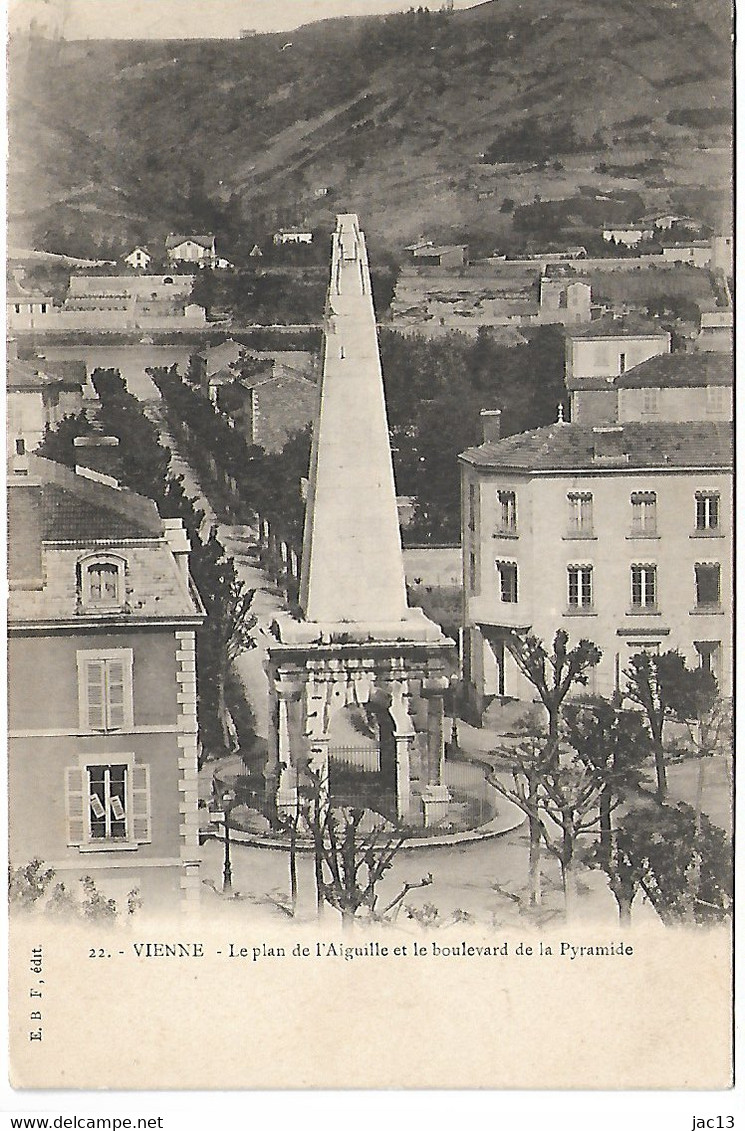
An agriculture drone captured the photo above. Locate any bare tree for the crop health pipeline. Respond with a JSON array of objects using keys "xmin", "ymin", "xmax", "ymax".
[{"xmin": 497, "ymin": 631, "xmax": 601, "ymax": 906}]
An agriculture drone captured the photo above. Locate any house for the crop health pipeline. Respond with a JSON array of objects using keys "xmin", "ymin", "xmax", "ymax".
[
  {"xmin": 124, "ymin": 246, "xmax": 152, "ymax": 270},
  {"xmin": 7, "ymin": 279, "xmax": 54, "ymax": 330},
  {"xmin": 659, "ymin": 241, "xmax": 712, "ymax": 268},
  {"xmin": 459, "ymin": 410, "xmax": 733, "ymax": 714},
  {"xmin": 273, "ymin": 230, "xmax": 313, "ymax": 246},
  {"xmin": 410, "ymin": 244, "xmax": 469, "ymax": 269},
  {"xmin": 697, "ymin": 309, "xmax": 733, "ymax": 353},
  {"xmin": 538, "ymin": 275, "xmax": 592, "ymax": 323},
  {"xmin": 6, "ymin": 343, "xmax": 87, "ymax": 452},
  {"xmin": 640, "ymin": 213, "xmax": 701, "ymax": 232},
  {"xmin": 165, "ymin": 233, "xmax": 217, "ymax": 265},
  {"xmin": 7, "ymin": 449, "xmax": 205, "ymax": 912},
  {"xmin": 710, "ymin": 234, "xmax": 733, "ymax": 275},
  {"xmin": 615, "ymin": 353, "xmax": 732, "ymax": 423},
  {"xmin": 210, "ymin": 362, "xmax": 318, "ymax": 452},
  {"xmin": 564, "ymin": 316, "xmax": 671, "ymax": 425},
  {"xmin": 193, "ymin": 337, "xmax": 315, "ymax": 391},
  {"xmin": 602, "ymin": 226, "xmax": 653, "ymax": 248}
]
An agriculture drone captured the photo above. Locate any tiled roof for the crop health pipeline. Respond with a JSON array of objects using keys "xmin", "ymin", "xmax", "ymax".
[
  {"xmin": 616, "ymin": 353, "xmax": 732, "ymax": 388},
  {"xmin": 460, "ymin": 421, "xmax": 733, "ymax": 472},
  {"xmin": 12, "ymin": 455, "xmax": 162, "ymax": 540},
  {"xmin": 565, "ymin": 315, "xmax": 669, "ymax": 340},
  {"xmin": 8, "ymin": 456, "xmax": 202, "ymax": 624}
]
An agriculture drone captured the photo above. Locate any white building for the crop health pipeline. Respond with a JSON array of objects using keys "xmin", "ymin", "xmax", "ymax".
[
  {"xmin": 460, "ymin": 412, "xmax": 732, "ymax": 713},
  {"xmin": 124, "ymin": 246, "xmax": 152, "ymax": 270}
]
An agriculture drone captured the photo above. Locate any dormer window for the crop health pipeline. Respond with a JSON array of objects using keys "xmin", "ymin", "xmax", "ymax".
[{"xmin": 78, "ymin": 554, "xmax": 127, "ymax": 611}]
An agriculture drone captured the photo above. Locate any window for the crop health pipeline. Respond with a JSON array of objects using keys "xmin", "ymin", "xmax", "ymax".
[
  {"xmin": 641, "ymin": 387, "xmax": 659, "ymax": 415},
  {"xmin": 695, "ymin": 641, "xmax": 721, "ymax": 679},
  {"xmin": 14, "ymin": 304, "xmax": 20, "ymax": 314},
  {"xmin": 694, "ymin": 563, "xmax": 721, "ymax": 608},
  {"xmin": 78, "ymin": 554, "xmax": 126, "ymax": 609},
  {"xmin": 567, "ymin": 492, "xmax": 593, "ymax": 537},
  {"xmin": 706, "ymin": 385, "xmax": 726, "ymax": 414},
  {"xmin": 468, "ymin": 483, "xmax": 477, "ymax": 533},
  {"xmin": 40, "ymin": 303, "xmax": 47, "ymax": 314},
  {"xmin": 695, "ymin": 492, "xmax": 720, "ymax": 532},
  {"xmin": 496, "ymin": 490, "xmax": 517, "ymax": 535},
  {"xmin": 496, "ymin": 561, "xmax": 518, "ymax": 603},
  {"xmin": 631, "ymin": 564, "xmax": 657, "ymax": 609},
  {"xmin": 469, "ymin": 551, "xmax": 477, "ymax": 594},
  {"xmin": 619, "ymin": 352, "xmax": 627, "ymax": 374},
  {"xmin": 77, "ymin": 650, "xmax": 134, "ymax": 732},
  {"xmin": 567, "ymin": 565, "xmax": 593, "ymax": 609},
  {"xmin": 65, "ymin": 761, "xmax": 151, "ymax": 847},
  {"xmin": 15, "ymin": 438, "xmax": 25, "ymax": 456},
  {"xmin": 630, "ymin": 491, "xmax": 657, "ymax": 536}
]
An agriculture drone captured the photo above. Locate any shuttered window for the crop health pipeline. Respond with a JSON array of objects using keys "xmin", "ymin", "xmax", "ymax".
[
  {"xmin": 81, "ymin": 657, "xmax": 129, "ymax": 730},
  {"xmin": 65, "ymin": 760, "xmax": 151, "ymax": 846}
]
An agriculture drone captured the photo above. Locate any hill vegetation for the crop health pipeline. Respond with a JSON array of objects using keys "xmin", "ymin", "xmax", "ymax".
[{"xmin": 8, "ymin": 0, "xmax": 732, "ymax": 262}]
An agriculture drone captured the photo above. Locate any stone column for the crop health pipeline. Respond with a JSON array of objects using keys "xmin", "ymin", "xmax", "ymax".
[
  {"xmin": 420, "ymin": 676, "xmax": 450, "ymax": 827},
  {"xmin": 394, "ymin": 733, "xmax": 414, "ymax": 822}
]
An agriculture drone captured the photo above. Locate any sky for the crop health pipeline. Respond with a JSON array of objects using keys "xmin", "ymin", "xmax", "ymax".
[{"xmin": 7, "ymin": 0, "xmax": 484, "ymax": 38}]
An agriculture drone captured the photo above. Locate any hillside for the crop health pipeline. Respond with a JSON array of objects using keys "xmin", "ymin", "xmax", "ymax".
[{"xmin": 7, "ymin": 0, "xmax": 732, "ymax": 262}]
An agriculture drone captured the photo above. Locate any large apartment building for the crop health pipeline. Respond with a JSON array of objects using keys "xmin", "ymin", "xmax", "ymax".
[
  {"xmin": 7, "ymin": 452, "xmax": 205, "ymax": 911},
  {"xmin": 460, "ymin": 350, "xmax": 733, "ymax": 715}
]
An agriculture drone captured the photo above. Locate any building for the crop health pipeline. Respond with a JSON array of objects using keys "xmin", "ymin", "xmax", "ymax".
[
  {"xmin": 6, "ymin": 344, "xmax": 87, "ymax": 452},
  {"xmin": 124, "ymin": 246, "xmax": 152, "ymax": 270},
  {"xmin": 7, "ymin": 279, "xmax": 54, "ymax": 331},
  {"xmin": 7, "ymin": 449, "xmax": 205, "ymax": 912},
  {"xmin": 659, "ymin": 241, "xmax": 712, "ymax": 268},
  {"xmin": 409, "ymin": 243, "xmax": 469, "ymax": 269},
  {"xmin": 614, "ymin": 353, "xmax": 732, "ymax": 424},
  {"xmin": 273, "ymin": 230, "xmax": 313, "ymax": 246},
  {"xmin": 564, "ymin": 316, "xmax": 671, "ymax": 424},
  {"xmin": 602, "ymin": 226, "xmax": 653, "ymax": 248},
  {"xmin": 539, "ymin": 274, "xmax": 592, "ymax": 323},
  {"xmin": 165, "ymin": 233, "xmax": 217, "ymax": 265},
  {"xmin": 210, "ymin": 364, "xmax": 318, "ymax": 453},
  {"xmin": 697, "ymin": 309, "xmax": 733, "ymax": 353},
  {"xmin": 460, "ymin": 404, "xmax": 732, "ymax": 715}
]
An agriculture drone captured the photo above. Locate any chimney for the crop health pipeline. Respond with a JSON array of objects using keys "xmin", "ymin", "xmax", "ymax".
[
  {"xmin": 73, "ymin": 435, "xmax": 121, "ymax": 486},
  {"xmin": 162, "ymin": 518, "xmax": 192, "ymax": 584},
  {"xmin": 592, "ymin": 425, "xmax": 626, "ymax": 461},
  {"xmin": 481, "ymin": 409, "xmax": 502, "ymax": 444}
]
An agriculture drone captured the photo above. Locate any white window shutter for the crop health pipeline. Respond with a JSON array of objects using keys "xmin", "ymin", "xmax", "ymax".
[
  {"xmin": 65, "ymin": 767, "xmax": 86, "ymax": 845},
  {"xmin": 85, "ymin": 661, "xmax": 106, "ymax": 730},
  {"xmin": 131, "ymin": 764, "xmax": 151, "ymax": 843},
  {"xmin": 106, "ymin": 660, "xmax": 126, "ymax": 729}
]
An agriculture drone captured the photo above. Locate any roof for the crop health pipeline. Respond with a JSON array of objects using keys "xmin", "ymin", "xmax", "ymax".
[
  {"xmin": 616, "ymin": 353, "xmax": 732, "ymax": 388},
  {"xmin": 7, "ymin": 357, "xmax": 85, "ymax": 392},
  {"xmin": 165, "ymin": 233, "xmax": 215, "ymax": 250},
  {"xmin": 566, "ymin": 315, "xmax": 669, "ymax": 340},
  {"xmin": 459, "ymin": 421, "xmax": 733, "ymax": 473},
  {"xmin": 8, "ymin": 455, "xmax": 203, "ymax": 624}
]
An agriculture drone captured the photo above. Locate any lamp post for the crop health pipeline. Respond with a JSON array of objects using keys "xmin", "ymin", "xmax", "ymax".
[{"xmin": 221, "ymin": 788, "xmax": 236, "ymax": 895}]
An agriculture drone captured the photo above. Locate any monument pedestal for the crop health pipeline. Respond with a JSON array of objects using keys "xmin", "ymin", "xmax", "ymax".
[{"xmin": 421, "ymin": 784, "xmax": 451, "ymax": 829}]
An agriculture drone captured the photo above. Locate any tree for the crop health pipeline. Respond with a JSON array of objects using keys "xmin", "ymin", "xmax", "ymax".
[
  {"xmin": 563, "ymin": 698, "xmax": 649, "ymax": 862},
  {"xmin": 624, "ymin": 651, "xmax": 718, "ymax": 803},
  {"xmin": 491, "ymin": 631, "xmax": 601, "ymax": 910},
  {"xmin": 491, "ymin": 721, "xmax": 610, "ymax": 917},
  {"xmin": 505, "ymin": 630, "xmax": 602, "ymax": 752},
  {"xmin": 300, "ymin": 771, "xmax": 407, "ymax": 928},
  {"xmin": 609, "ymin": 804, "xmax": 732, "ymax": 925},
  {"xmin": 37, "ymin": 411, "xmax": 95, "ymax": 468}
]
